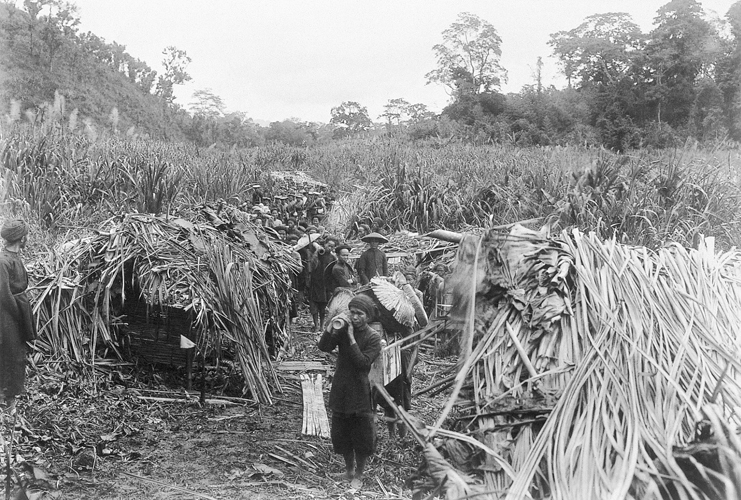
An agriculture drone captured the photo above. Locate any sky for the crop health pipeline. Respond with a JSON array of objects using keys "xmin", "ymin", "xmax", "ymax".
[{"xmin": 67, "ymin": 0, "xmax": 738, "ymax": 124}]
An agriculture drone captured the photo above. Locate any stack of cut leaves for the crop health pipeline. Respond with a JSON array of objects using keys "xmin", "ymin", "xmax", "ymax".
[
  {"xmin": 340, "ymin": 229, "xmax": 459, "ymax": 272},
  {"xmin": 408, "ymin": 224, "xmax": 741, "ymax": 499},
  {"xmin": 28, "ymin": 212, "xmax": 300, "ymax": 404}
]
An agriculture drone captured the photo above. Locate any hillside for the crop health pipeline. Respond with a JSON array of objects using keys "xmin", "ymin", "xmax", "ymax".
[
  {"xmin": 0, "ymin": 2, "xmax": 188, "ymax": 139},
  {"xmin": 1, "ymin": 1, "xmax": 740, "ymax": 151}
]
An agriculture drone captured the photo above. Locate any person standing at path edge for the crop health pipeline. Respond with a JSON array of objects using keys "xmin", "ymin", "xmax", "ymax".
[
  {"xmin": 318, "ymin": 295, "xmax": 382, "ymax": 489},
  {"xmin": 0, "ymin": 219, "xmax": 36, "ymax": 408},
  {"xmin": 356, "ymin": 232, "xmax": 388, "ymax": 285}
]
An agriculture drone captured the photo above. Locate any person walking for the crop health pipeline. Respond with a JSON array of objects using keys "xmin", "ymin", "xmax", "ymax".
[
  {"xmin": 0, "ymin": 219, "xmax": 35, "ymax": 408},
  {"xmin": 318, "ymin": 295, "xmax": 382, "ymax": 489},
  {"xmin": 307, "ymin": 238, "xmax": 337, "ymax": 331},
  {"xmin": 355, "ymin": 232, "xmax": 388, "ymax": 285}
]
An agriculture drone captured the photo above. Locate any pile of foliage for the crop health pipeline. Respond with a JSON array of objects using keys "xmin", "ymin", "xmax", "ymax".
[
  {"xmin": 28, "ymin": 210, "xmax": 299, "ymax": 403},
  {"xmin": 393, "ymin": 225, "xmax": 741, "ymax": 499}
]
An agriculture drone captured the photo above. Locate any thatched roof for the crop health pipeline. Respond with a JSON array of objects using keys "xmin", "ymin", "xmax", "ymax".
[
  {"xmin": 268, "ymin": 170, "xmax": 327, "ymax": 188},
  {"xmin": 29, "ymin": 210, "xmax": 300, "ymax": 404},
  {"xmin": 405, "ymin": 225, "xmax": 741, "ymax": 499}
]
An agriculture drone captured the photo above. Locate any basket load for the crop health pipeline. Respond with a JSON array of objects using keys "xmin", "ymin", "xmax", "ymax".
[
  {"xmin": 410, "ymin": 224, "xmax": 741, "ymax": 499},
  {"xmin": 326, "ymin": 276, "xmax": 427, "ymax": 336}
]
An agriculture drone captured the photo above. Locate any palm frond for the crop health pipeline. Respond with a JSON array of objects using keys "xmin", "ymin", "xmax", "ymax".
[{"xmin": 423, "ymin": 226, "xmax": 741, "ymax": 499}]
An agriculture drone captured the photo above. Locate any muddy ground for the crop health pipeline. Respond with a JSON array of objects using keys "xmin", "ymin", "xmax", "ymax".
[{"xmin": 8, "ymin": 310, "xmax": 455, "ymax": 500}]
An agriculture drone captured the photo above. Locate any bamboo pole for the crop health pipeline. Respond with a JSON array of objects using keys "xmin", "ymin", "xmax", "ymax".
[{"xmin": 424, "ymin": 229, "xmax": 462, "ymax": 243}]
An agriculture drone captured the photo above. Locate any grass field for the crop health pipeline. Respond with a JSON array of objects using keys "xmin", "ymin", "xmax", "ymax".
[{"xmin": 2, "ymin": 116, "xmax": 740, "ymax": 251}]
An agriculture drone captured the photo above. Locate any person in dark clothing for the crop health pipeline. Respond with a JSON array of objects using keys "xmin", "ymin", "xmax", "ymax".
[
  {"xmin": 370, "ymin": 217, "xmax": 385, "ymax": 235},
  {"xmin": 330, "ymin": 244, "xmax": 357, "ymax": 291},
  {"xmin": 356, "ymin": 233, "xmax": 388, "ymax": 285},
  {"xmin": 356, "ymin": 224, "xmax": 371, "ymax": 240},
  {"xmin": 251, "ymin": 184, "xmax": 263, "ymax": 204},
  {"xmin": 308, "ymin": 238, "xmax": 337, "ymax": 331},
  {"xmin": 296, "ymin": 246, "xmax": 311, "ymax": 307},
  {"xmin": 286, "ymin": 234, "xmax": 302, "ymax": 324},
  {"xmin": 0, "ymin": 219, "xmax": 35, "ymax": 407},
  {"xmin": 286, "ymin": 218, "xmax": 302, "ymax": 238},
  {"xmin": 318, "ymin": 295, "xmax": 382, "ymax": 489}
]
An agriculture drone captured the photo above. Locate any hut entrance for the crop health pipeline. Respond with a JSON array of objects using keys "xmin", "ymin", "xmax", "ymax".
[{"xmin": 120, "ymin": 301, "xmax": 196, "ymax": 388}]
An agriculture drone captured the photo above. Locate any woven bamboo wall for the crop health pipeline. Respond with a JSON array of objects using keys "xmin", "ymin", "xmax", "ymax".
[{"xmin": 120, "ymin": 301, "xmax": 195, "ymax": 367}]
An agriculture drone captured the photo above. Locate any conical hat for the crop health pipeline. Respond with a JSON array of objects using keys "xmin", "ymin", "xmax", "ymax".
[
  {"xmin": 293, "ymin": 232, "xmax": 321, "ymax": 251},
  {"xmin": 361, "ymin": 232, "xmax": 388, "ymax": 243}
]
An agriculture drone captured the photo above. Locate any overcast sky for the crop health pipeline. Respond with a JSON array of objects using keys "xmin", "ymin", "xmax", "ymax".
[{"xmin": 69, "ymin": 0, "xmax": 737, "ymax": 124}]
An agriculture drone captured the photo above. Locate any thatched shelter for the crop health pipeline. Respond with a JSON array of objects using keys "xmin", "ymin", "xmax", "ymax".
[
  {"xmin": 29, "ymin": 210, "xmax": 300, "ymax": 404},
  {"xmin": 401, "ymin": 225, "xmax": 741, "ymax": 499}
]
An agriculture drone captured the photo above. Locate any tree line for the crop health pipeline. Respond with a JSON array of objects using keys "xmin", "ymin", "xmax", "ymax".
[
  {"xmin": 423, "ymin": 1, "xmax": 741, "ymax": 149},
  {"xmin": 1, "ymin": 0, "xmax": 739, "ymax": 150}
]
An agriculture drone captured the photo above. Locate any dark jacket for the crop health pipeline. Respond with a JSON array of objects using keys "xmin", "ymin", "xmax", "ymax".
[
  {"xmin": 0, "ymin": 249, "xmax": 34, "ymax": 400},
  {"xmin": 308, "ymin": 252, "xmax": 335, "ymax": 303},
  {"xmin": 355, "ymin": 247, "xmax": 388, "ymax": 285},
  {"xmin": 331, "ymin": 260, "xmax": 357, "ymax": 290},
  {"xmin": 318, "ymin": 323, "xmax": 382, "ymax": 414}
]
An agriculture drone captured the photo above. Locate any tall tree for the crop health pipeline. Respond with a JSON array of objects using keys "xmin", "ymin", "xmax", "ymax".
[
  {"xmin": 407, "ymin": 103, "xmax": 436, "ymax": 124},
  {"xmin": 549, "ymin": 12, "xmax": 643, "ymax": 88},
  {"xmin": 716, "ymin": 1, "xmax": 741, "ymax": 139},
  {"xmin": 426, "ymin": 12, "xmax": 506, "ymax": 96},
  {"xmin": 189, "ymin": 88, "xmax": 225, "ymax": 118},
  {"xmin": 156, "ymin": 46, "xmax": 191, "ymax": 103},
  {"xmin": 329, "ymin": 101, "xmax": 371, "ymax": 138},
  {"xmin": 644, "ymin": 0, "xmax": 718, "ymax": 125},
  {"xmin": 379, "ymin": 97, "xmax": 411, "ymax": 135},
  {"xmin": 22, "ymin": 0, "xmax": 80, "ymax": 71}
]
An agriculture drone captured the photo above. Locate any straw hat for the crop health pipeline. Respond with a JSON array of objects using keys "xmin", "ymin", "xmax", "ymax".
[
  {"xmin": 361, "ymin": 232, "xmax": 388, "ymax": 243},
  {"xmin": 293, "ymin": 232, "xmax": 321, "ymax": 251}
]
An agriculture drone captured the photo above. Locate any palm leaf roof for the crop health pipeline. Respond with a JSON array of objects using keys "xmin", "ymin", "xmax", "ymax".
[{"xmin": 29, "ymin": 211, "xmax": 300, "ymax": 404}]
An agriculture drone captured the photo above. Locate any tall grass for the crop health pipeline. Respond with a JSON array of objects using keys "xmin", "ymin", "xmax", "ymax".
[{"xmin": 1, "ymin": 117, "xmax": 739, "ymax": 250}]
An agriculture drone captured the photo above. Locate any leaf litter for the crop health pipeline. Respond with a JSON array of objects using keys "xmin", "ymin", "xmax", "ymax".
[{"xmin": 4, "ymin": 309, "xmax": 452, "ymax": 499}]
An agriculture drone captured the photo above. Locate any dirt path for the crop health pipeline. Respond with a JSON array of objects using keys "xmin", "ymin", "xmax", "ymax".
[{"xmin": 31, "ymin": 310, "xmax": 452, "ymax": 500}]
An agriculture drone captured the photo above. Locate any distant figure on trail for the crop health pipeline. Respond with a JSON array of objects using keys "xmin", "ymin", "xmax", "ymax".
[
  {"xmin": 0, "ymin": 219, "xmax": 35, "ymax": 408},
  {"xmin": 310, "ymin": 215, "xmax": 325, "ymax": 235},
  {"xmin": 270, "ymin": 208, "xmax": 283, "ymax": 228},
  {"xmin": 370, "ymin": 217, "xmax": 385, "ymax": 235},
  {"xmin": 318, "ymin": 295, "xmax": 382, "ymax": 489},
  {"xmin": 251, "ymin": 184, "xmax": 263, "ymax": 204},
  {"xmin": 356, "ymin": 224, "xmax": 371, "ymax": 240},
  {"xmin": 305, "ymin": 191, "xmax": 323, "ymax": 221},
  {"xmin": 286, "ymin": 218, "xmax": 301, "ymax": 238},
  {"xmin": 356, "ymin": 233, "xmax": 388, "ymax": 285}
]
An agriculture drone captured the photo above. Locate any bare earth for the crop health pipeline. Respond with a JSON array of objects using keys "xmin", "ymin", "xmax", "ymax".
[{"xmin": 24, "ymin": 311, "xmax": 450, "ymax": 500}]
